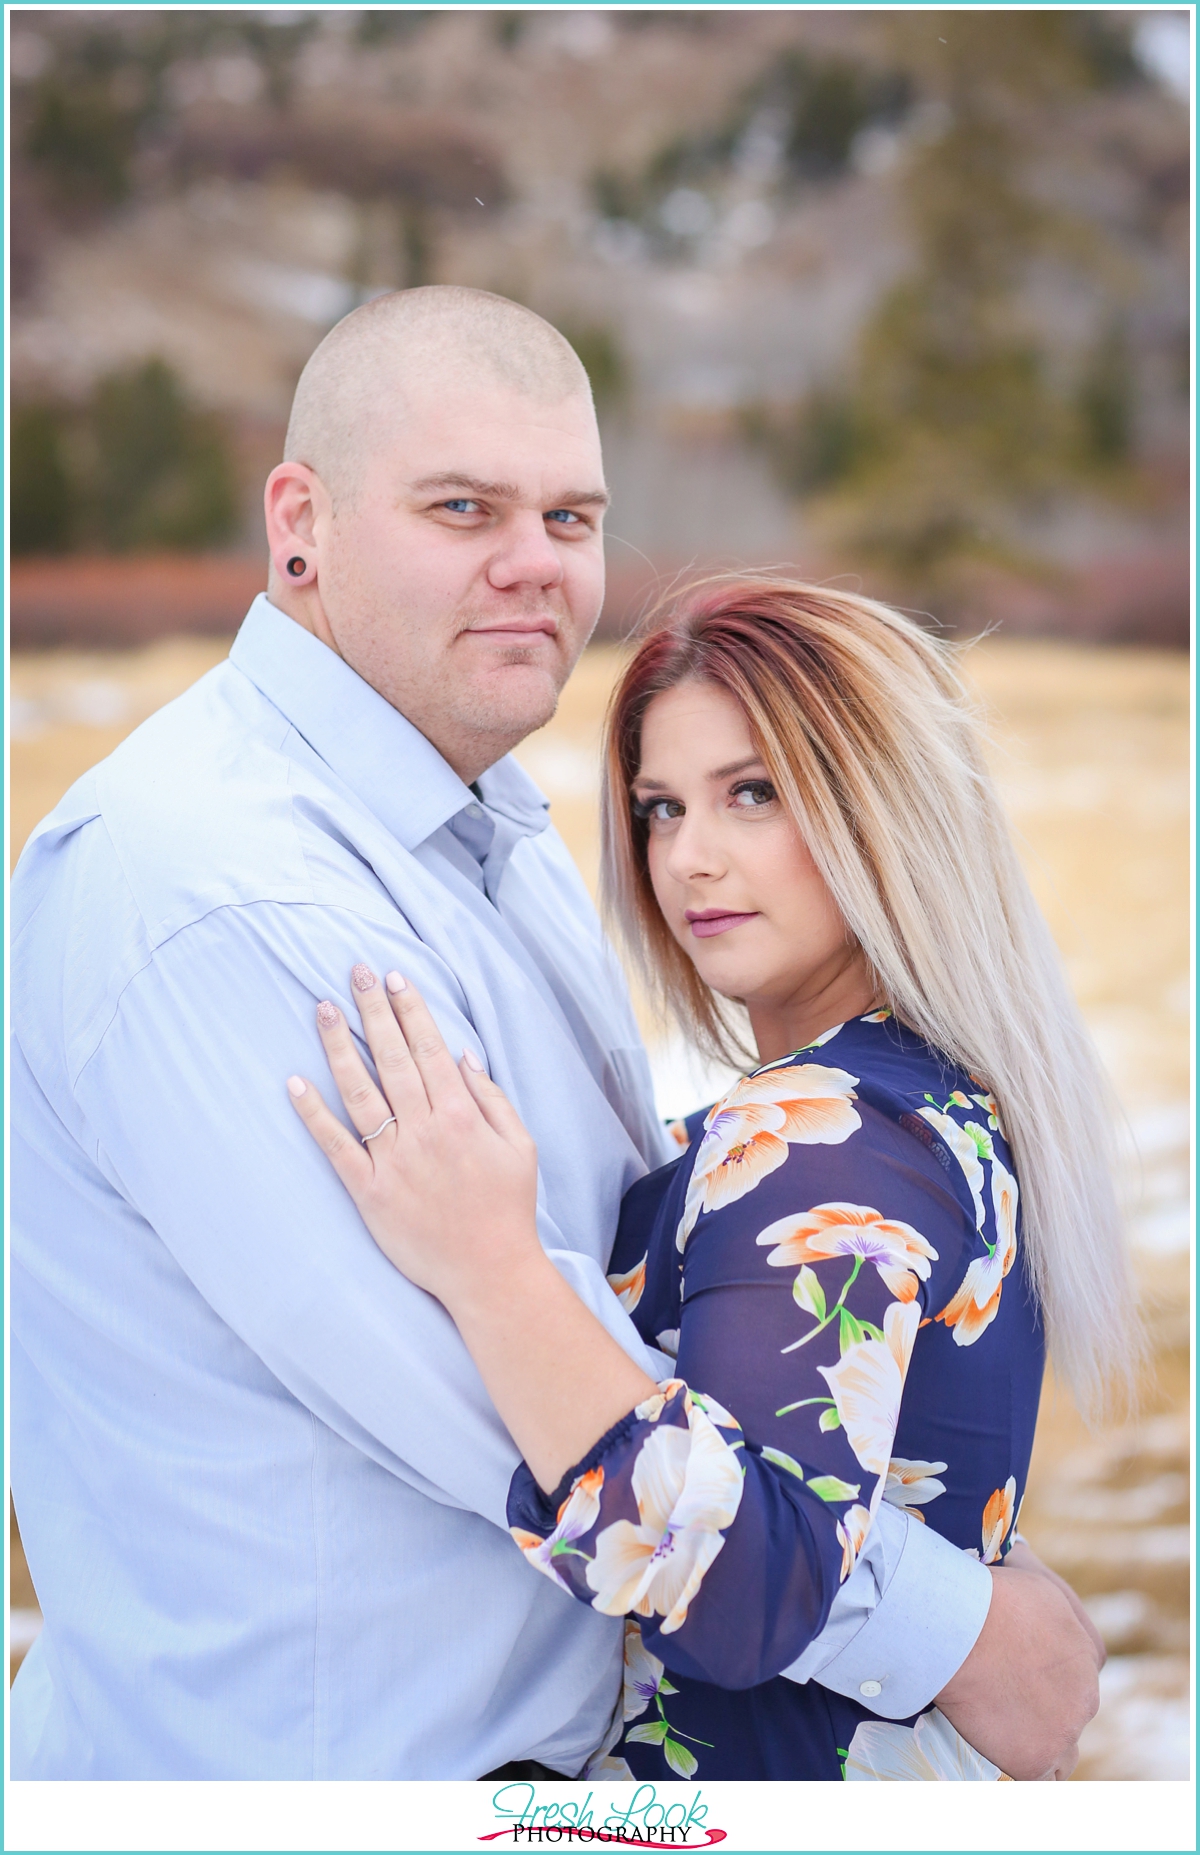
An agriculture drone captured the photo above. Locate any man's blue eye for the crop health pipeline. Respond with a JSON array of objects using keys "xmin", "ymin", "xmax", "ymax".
[
  {"xmin": 546, "ymin": 509, "xmax": 580, "ymax": 525},
  {"xmin": 444, "ymin": 499, "xmax": 478, "ymax": 513}
]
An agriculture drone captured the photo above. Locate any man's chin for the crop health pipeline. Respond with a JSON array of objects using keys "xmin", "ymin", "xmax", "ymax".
[{"xmin": 461, "ymin": 663, "xmax": 563, "ymax": 743}]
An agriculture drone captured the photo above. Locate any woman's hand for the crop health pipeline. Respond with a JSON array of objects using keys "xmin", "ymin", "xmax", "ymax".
[
  {"xmin": 287, "ymin": 964, "xmax": 657, "ymax": 1492},
  {"xmin": 286, "ymin": 967, "xmax": 540, "ymax": 1315}
]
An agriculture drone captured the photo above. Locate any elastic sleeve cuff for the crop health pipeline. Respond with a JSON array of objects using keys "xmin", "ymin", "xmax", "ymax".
[{"xmin": 808, "ymin": 1517, "xmax": 994, "ymax": 1720}]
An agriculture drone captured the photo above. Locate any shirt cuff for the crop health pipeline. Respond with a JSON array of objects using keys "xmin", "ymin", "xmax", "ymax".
[{"xmin": 780, "ymin": 1504, "xmax": 994, "ymax": 1720}]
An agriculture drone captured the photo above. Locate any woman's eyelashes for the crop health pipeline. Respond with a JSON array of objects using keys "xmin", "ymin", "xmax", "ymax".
[
  {"xmin": 730, "ymin": 779, "xmax": 778, "ymax": 811},
  {"xmin": 631, "ymin": 779, "xmax": 779, "ymax": 827},
  {"xmin": 632, "ymin": 794, "xmax": 684, "ymax": 825}
]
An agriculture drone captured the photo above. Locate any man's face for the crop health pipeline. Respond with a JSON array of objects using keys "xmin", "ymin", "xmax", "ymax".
[{"xmin": 314, "ymin": 380, "xmax": 608, "ymax": 781}]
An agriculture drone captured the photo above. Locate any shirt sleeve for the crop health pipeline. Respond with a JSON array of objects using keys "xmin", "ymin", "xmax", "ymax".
[
  {"xmin": 507, "ymin": 1076, "xmax": 980, "ymax": 1691},
  {"xmin": 781, "ymin": 1497, "xmax": 993, "ymax": 1718},
  {"xmin": 70, "ymin": 897, "xmax": 664, "ymax": 1532}
]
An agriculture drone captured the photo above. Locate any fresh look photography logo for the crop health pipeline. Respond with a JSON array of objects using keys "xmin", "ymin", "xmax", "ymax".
[{"xmin": 479, "ymin": 1782, "xmax": 727, "ymax": 1849}]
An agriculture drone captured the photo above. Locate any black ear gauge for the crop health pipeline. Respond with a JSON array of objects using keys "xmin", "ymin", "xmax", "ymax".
[{"xmin": 287, "ymin": 556, "xmax": 307, "ymax": 577}]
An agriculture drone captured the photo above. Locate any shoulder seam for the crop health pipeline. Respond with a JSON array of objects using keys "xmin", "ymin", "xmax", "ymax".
[{"xmin": 68, "ymin": 895, "xmax": 427, "ymax": 1091}]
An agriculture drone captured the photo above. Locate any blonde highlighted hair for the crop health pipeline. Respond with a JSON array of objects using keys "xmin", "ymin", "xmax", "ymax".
[{"xmin": 600, "ymin": 572, "xmax": 1136, "ymax": 1413}]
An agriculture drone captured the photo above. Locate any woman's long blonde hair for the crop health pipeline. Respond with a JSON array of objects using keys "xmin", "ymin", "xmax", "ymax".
[{"xmin": 600, "ymin": 572, "xmax": 1136, "ymax": 1414}]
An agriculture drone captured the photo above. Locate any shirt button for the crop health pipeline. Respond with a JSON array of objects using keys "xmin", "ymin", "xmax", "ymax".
[
  {"xmin": 859, "ymin": 1680, "xmax": 883, "ymax": 1699},
  {"xmin": 466, "ymin": 804, "xmax": 484, "ymax": 820}
]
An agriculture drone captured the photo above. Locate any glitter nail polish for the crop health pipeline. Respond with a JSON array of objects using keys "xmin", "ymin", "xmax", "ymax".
[
  {"xmin": 351, "ymin": 964, "xmax": 376, "ymax": 992},
  {"xmin": 316, "ymin": 1001, "xmax": 339, "ymax": 1029}
]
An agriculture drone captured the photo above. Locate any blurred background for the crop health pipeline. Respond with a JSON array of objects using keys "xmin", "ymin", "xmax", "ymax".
[{"xmin": 8, "ymin": 5, "xmax": 1191, "ymax": 1781}]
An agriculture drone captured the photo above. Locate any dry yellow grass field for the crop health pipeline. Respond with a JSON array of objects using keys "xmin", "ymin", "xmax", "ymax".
[{"xmin": 9, "ymin": 634, "xmax": 1191, "ymax": 1778}]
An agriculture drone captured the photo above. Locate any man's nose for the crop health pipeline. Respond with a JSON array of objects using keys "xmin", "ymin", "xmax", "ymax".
[{"xmin": 486, "ymin": 512, "xmax": 565, "ymax": 592}]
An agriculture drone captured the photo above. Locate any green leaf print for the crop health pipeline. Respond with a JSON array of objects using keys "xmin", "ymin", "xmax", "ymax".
[
  {"xmin": 819, "ymin": 1406, "xmax": 842, "ymax": 1432},
  {"xmin": 807, "ymin": 1474, "xmax": 862, "ymax": 1503},
  {"xmin": 838, "ymin": 1306, "xmax": 866, "ymax": 1351},
  {"xmin": 762, "ymin": 1445, "xmax": 808, "ymax": 1481},
  {"xmin": 793, "ymin": 1265, "xmax": 826, "ymax": 1321},
  {"xmin": 965, "ymin": 1121, "xmax": 994, "ymax": 1162},
  {"xmin": 626, "ymin": 1721, "xmax": 670, "ymax": 1745},
  {"xmin": 663, "ymin": 1738, "xmax": 699, "ymax": 1778}
]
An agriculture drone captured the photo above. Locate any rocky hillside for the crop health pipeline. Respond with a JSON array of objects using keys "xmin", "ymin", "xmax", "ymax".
[{"xmin": 10, "ymin": 9, "xmax": 1190, "ymax": 641}]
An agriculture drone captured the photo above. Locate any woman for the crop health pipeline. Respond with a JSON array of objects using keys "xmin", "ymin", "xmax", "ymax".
[{"xmin": 286, "ymin": 577, "xmax": 1128, "ymax": 1781}]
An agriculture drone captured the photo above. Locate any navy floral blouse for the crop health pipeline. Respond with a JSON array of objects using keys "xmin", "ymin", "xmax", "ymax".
[{"xmin": 507, "ymin": 1012, "xmax": 1044, "ymax": 1781}]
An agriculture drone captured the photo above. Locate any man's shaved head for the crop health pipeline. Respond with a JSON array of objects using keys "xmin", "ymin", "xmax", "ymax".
[
  {"xmin": 265, "ymin": 286, "xmax": 607, "ymax": 782},
  {"xmin": 284, "ymin": 286, "xmax": 593, "ymax": 503}
]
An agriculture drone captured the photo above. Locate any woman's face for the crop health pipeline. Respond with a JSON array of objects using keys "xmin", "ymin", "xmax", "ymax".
[{"xmin": 633, "ymin": 679, "xmax": 873, "ymax": 1057}]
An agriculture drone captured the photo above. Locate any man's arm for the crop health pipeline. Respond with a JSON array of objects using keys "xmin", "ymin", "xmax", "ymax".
[
  {"xmin": 785, "ymin": 1506, "xmax": 1100, "ymax": 1776},
  {"xmin": 69, "ymin": 899, "xmax": 663, "ymax": 1529},
  {"xmin": 935, "ymin": 1558, "xmax": 1101, "ymax": 1779},
  {"xmin": 781, "ymin": 1501, "xmax": 993, "ymax": 1715}
]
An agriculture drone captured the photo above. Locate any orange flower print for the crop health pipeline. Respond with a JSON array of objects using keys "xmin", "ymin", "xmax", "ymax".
[
  {"xmin": 935, "ymin": 1158, "xmax": 1019, "ymax": 1346},
  {"xmin": 726, "ymin": 1063, "xmax": 863, "ymax": 1146},
  {"xmin": 608, "ymin": 1253, "xmax": 647, "ymax": 1314},
  {"xmin": 757, "ymin": 1203, "xmax": 938, "ymax": 1303},
  {"xmin": 981, "ymin": 1476, "xmax": 1017, "ymax": 1563},
  {"xmin": 511, "ymin": 1466, "xmax": 605, "ymax": 1592},
  {"xmin": 677, "ymin": 1064, "xmax": 861, "ymax": 1252},
  {"xmin": 667, "ymin": 1119, "xmax": 691, "ymax": 1151}
]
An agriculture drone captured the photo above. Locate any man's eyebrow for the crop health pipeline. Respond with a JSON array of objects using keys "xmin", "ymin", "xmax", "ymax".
[
  {"xmin": 632, "ymin": 754, "xmax": 766, "ymax": 791},
  {"xmin": 409, "ymin": 473, "xmax": 522, "ymax": 500},
  {"xmin": 409, "ymin": 473, "xmax": 610, "ymax": 509}
]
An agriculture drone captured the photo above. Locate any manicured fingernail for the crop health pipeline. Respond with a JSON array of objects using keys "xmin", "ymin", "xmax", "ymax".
[
  {"xmin": 352, "ymin": 964, "xmax": 376, "ymax": 993},
  {"xmin": 386, "ymin": 971, "xmax": 407, "ymax": 994},
  {"xmin": 316, "ymin": 1001, "xmax": 339, "ymax": 1029},
  {"xmin": 287, "ymin": 1076, "xmax": 307, "ymax": 1098},
  {"xmin": 462, "ymin": 1048, "xmax": 484, "ymax": 1072}
]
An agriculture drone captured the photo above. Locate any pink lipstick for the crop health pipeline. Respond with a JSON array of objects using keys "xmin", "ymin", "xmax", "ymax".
[{"xmin": 685, "ymin": 908, "xmax": 759, "ymax": 939}]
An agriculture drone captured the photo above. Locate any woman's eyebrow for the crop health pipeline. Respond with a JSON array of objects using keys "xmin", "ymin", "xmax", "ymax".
[{"xmin": 632, "ymin": 755, "xmax": 766, "ymax": 792}]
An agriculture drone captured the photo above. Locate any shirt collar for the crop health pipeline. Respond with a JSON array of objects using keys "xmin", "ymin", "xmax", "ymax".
[{"xmin": 229, "ymin": 594, "xmax": 534, "ymax": 852}]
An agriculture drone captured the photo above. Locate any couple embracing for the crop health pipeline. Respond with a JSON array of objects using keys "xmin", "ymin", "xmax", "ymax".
[{"xmin": 11, "ymin": 287, "xmax": 1128, "ymax": 1783}]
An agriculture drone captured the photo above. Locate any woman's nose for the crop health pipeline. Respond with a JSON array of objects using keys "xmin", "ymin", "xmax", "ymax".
[{"xmin": 662, "ymin": 812, "xmax": 724, "ymax": 885}]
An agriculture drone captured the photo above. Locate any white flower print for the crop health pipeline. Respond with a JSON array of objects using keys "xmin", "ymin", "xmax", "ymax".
[
  {"xmin": 916, "ymin": 1105, "xmax": 986, "ymax": 1230},
  {"xmin": 586, "ymin": 1397, "xmax": 744, "ymax": 1633},
  {"xmin": 883, "ymin": 1458, "xmax": 948, "ymax": 1521},
  {"xmin": 622, "ymin": 1619, "xmax": 675, "ymax": 1722},
  {"xmin": 844, "ymin": 1706, "xmax": 1006, "ymax": 1780},
  {"xmin": 817, "ymin": 1300, "xmax": 920, "ymax": 1485}
]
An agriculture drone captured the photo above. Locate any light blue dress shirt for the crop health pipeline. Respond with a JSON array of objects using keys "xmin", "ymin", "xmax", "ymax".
[{"xmin": 10, "ymin": 596, "xmax": 990, "ymax": 1778}]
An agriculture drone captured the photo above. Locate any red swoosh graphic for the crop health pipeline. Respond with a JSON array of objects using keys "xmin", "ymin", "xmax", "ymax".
[{"xmin": 477, "ymin": 1831, "xmax": 727, "ymax": 1849}]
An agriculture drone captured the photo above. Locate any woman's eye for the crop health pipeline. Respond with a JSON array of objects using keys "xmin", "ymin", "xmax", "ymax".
[
  {"xmin": 731, "ymin": 781, "xmax": 777, "ymax": 810},
  {"xmin": 632, "ymin": 796, "xmax": 684, "ymax": 825}
]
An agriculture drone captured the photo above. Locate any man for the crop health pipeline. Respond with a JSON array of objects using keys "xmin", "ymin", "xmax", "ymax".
[{"xmin": 10, "ymin": 287, "xmax": 1098, "ymax": 1779}]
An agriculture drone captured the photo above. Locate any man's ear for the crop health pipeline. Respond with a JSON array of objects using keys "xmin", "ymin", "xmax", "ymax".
[{"xmin": 265, "ymin": 462, "xmax": 322, "ymax": 589}]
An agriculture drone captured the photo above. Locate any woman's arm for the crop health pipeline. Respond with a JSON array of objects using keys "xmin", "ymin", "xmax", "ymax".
[
  {"xmin": 287, "ymin": 965, "xmax": 656, "ymax": 1491},
  {"xmin": 290, "ymin": 969, "xmax": 909, "ymax": 1686}
]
